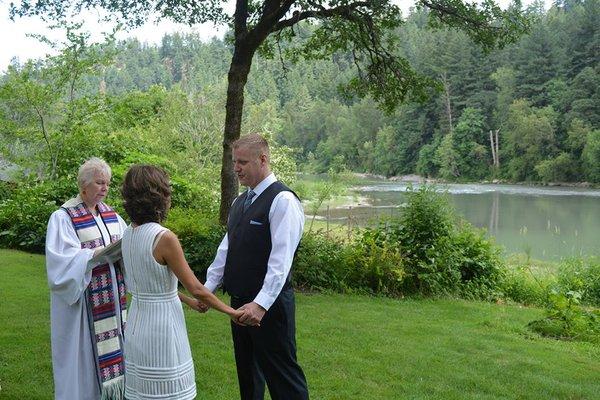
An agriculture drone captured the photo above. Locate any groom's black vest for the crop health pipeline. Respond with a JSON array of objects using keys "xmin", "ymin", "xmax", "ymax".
[{"xmin": 223, "ymin": 181, "xmax": 299, "ymax": 298}]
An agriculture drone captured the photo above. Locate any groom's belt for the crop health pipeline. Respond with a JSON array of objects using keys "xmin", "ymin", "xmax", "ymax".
[{"xmin": 228, "ymin": 282, "xmax": 292, "ymax": 302}]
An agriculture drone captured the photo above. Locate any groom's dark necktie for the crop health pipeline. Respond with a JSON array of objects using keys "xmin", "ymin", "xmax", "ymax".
[{"xmin": 243, "ymin": 190, "xmax": 256, "ymax": 213}]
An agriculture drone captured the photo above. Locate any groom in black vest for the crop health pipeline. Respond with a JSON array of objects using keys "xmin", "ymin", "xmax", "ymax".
[{"xmin": 205, "ymin": 133, "xmax": 309, "ymax": 400}]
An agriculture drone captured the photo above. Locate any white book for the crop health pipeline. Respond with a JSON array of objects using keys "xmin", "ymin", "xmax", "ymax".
[{"xmin": 89, "ymin": 239, "xmax": 123, "ymax": 266}]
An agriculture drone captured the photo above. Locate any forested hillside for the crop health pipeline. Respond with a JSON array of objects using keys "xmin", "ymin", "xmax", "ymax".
[{"xmin": 2, "ymin": 0, "xmax": 599, "ymax": 183}]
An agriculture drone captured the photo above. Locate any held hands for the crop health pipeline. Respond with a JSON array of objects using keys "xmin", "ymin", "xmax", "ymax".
[
  {"xmin": 180, "ymin": 294, "xmax": 210, "ymax": 313},
  {"xmin": 234, "ymin": 302, "xmax": 265, "ymax": 327},
  {"xmin": 189, "ymin": 299, "xmax": 210, "ymax": 313},
  {"xmin": 230, "ymin": 308, "xmax": 245, "ymax": 324}
]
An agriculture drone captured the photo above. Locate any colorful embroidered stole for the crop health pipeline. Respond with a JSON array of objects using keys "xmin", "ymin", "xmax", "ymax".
[{"xmin": 62, "ymin": 196, "xmax": 126, "ymax": 400}]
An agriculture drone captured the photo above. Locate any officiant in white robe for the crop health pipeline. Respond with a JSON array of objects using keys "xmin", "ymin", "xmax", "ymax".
[{"xmin": 45, "ymin": 158, "xmax": 127, "ymax": 400}]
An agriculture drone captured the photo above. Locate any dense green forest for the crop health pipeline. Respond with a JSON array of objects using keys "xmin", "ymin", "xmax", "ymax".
[{"xmin": 1, "ymin": 0, "xmax": 599, "ymax": 184}]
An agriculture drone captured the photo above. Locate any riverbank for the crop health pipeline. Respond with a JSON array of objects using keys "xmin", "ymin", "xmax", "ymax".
[{"xmin": 351, "ymin": 172, "xmax": 599, "ymax": 189}]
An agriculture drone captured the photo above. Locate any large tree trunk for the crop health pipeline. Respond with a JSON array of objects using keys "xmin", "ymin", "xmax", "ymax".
[
  {"xmin": 219, "ymin": 48, "xmax": 254, "ymax": 224},
  {"xmin": 217, "ymin": 1, "xmax": 292, "ymax": 224}
]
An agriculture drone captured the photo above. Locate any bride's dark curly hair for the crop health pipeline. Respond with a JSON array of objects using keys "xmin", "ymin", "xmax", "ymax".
[{"xmin": 121, "ymin": 165, "xmax": 171, "ymax": 225}]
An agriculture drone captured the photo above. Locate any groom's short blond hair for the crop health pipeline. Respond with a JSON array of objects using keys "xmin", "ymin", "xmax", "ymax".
[{"xmin": 233, "ymin": 133, "xmax": 270, "ymax": 159}]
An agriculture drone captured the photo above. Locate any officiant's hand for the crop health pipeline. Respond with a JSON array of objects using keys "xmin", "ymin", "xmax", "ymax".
[{"xmin": 237, "ymin": 302, "xmax": 265, "ymax": 326}]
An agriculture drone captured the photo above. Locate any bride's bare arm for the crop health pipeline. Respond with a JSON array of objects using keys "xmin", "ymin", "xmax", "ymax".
[{"xmin": 154, "ymin": 230, "xmax": 243, "ymax": 320}]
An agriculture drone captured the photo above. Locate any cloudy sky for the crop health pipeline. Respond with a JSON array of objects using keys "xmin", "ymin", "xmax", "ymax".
[{"xmin": 0, "ymin": 0, "xmax": 550, "ymax": 73}]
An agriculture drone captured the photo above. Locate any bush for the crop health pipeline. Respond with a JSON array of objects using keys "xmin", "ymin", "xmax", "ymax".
[
  {"xmin": 0, "ymin": 157, "xmax": 219, "ymax": 256},
  {"xmin": 293, "ymin": 233, "xmax": 348, "ymax": 292},
  {"xmin": 344, "ymin": 230, "xmax": 405, "ymax": 295},
  {"xmin": 501, "ymin": 265, "xmax": 555, "ymax": 306},
  {"xmin": 0, "ymin": 177, "xmax": 77, "ymax": 252},
  {"xmin": 396, "ymin": 185, "xmax": 454, "ymax": 259},
  {"xmin": 435, "ymin": 224, "xmax": 504, "ymax": 300},
  {"xmin": 0, "ymin": 181, "xmax": 16, "ymax": 202},
  {"xmin": 163, "ymin": 207, "xmax": 225, "ymax": 279},
  {"xmin": 298, "ymin": 185, "xmax": 504, "ymax": 299},
  {"xmin": 557, "ymin": 257, "xmax": 600, "ymax": 306},
  {"xmin": 112, "ymin": 152, "xmax": 219, "ymax": 215},
  {"xmin": 293, "ymin": 230, "xmax": 406, "ymax": 296},
  {"xmin": 528, "ymin": 289, "xmax": 600, "ymax": 344},
  {"xmin": 372, "ymin": 185, "xmax": 504, "ymax": 298},
  {"xmin": 534, "ymin": 153, "xmax": 578, "ymax": 183},
  {"xmin": 582, "ymin": 129, "xmax": 600, "ymax": 183}
]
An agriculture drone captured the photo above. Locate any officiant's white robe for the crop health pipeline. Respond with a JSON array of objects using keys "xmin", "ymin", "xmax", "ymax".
[{"xmin": 45, "ymin": 209, "xmax": 126, "ymax": 400}]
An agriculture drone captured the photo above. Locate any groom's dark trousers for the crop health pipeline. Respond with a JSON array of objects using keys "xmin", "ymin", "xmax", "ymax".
[{"xmin": 231, "ymin": 289, "xmax": 309, "ymax": 400}]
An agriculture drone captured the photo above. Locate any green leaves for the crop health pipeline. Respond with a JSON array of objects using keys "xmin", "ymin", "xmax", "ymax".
[
  {"xmin": 361, "ymin": 184, "xmax": 503, "ymax": 297},
  {"xmin": 528, "ymin": 287, "xmax": 600, "ymax": 343},
  {"xmin": 10, "ymin": 0, "xmax": 229, "ymax": 27},
  {"xmin": 420, "ymin": 0, "xmax": 530, "ymax": 51}
]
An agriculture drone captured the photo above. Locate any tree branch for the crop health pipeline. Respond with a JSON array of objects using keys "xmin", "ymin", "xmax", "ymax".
[
  {"xmin": 233, "ymin": 0, "xmax": 250, "ymax": 39},
  {"xmin": 419, "ymin": 0, "xmax": 501, "ymax": 32},
  {"xmin": 270, "ymin": 1, "xmax": 370, "ymax": 33},
  {"xmin": 250, "ymin": 0, "xmax": 296, "ymax": 41}
]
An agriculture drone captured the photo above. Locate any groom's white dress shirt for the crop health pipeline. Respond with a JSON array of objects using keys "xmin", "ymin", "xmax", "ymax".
[{"xmin": 205, "ymin": 173, "xmax": 304, "ymax": 310}]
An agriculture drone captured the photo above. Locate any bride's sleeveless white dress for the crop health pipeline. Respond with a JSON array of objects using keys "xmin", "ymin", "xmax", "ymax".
[{"xmin": 121, "ymin": 222, "xmax": 196, "ymax": 399}]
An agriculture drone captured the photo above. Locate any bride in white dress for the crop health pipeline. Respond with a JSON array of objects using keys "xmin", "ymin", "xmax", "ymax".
[{"xmin": 120, "ymin": 165, "xmax": 243, "ymax": 399}]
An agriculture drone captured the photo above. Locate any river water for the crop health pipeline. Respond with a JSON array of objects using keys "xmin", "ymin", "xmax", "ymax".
[{"xmin": 321, "ymin": 180, "xmax": 600, "ymax": 261}]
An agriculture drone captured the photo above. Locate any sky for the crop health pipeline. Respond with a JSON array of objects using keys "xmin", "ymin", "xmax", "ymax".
[{"xmin": 0, "ymin": 0, "xmax": 551, "ymax": 73}]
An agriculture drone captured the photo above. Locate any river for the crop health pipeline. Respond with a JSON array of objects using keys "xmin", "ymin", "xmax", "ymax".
[{"xmin": 318, "ymin": 180, "xmax": 600, "ymax": 261}]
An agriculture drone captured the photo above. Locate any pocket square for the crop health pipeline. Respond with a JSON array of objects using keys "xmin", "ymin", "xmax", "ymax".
[{"xmin": 249, "ymin": 220, "xmax": 263, "ymax": 225}]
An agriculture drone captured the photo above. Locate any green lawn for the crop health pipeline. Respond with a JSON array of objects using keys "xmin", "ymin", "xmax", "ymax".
[{"xmin": 1, "ymin": 249, "xmax": 599, "ymax": 399}]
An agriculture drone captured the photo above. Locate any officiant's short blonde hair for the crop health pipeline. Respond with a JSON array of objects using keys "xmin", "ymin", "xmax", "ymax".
[{"xmin": 78, "ymin": 157, "xmax": 112, "ymax": 190}]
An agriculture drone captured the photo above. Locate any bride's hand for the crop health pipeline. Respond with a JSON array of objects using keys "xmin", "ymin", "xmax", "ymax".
[
  {"xmin": 179, "ymin": 293, "xmax": 209, "ymax": 313},
  {"xmin": 189, "ymin": 299, "xmax": 209, "ymax": 313},
  {"xmin": 231, "ymin": 309, "xmax": 249, "ymax": 325}
]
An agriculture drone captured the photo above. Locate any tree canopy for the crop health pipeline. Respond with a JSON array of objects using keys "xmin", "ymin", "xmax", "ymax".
[{"xmin": 10, "ymin": 0, "xmax": 530, "ymax": 222}]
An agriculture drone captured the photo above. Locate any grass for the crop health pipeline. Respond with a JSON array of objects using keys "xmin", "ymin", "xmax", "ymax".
[
  {"xmin": 505, "ymin": 253, "xmax": 561, "ymax": 275},
  {"xmin": 1, "ymin": 249, "xmax": 599, "ymax": 399},
  {"xmin": 304, "ymin": 219, "xmax": 352, "ymax": 240}
]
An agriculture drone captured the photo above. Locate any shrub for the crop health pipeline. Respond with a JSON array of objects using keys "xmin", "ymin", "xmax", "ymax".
[
  {"xmin": 299, "ymin": 185, "xmax": 504, "ymax": 299},
  {"xmin": 293, "ymin": 230, "xmax": 407, "ymax": 295},
  {"xmin": 434, "ymin": 224, "xmax": 504, "ymax": 300},
  {"xmin": 557, "ymin": 257, "xmax": 600, "ymax": 306},
  {"xmin": 396, "ymin": 185, "xmax": 454, "ymax": 259},
  {"xmin": 583, "ymin": 129, "xmax": 600, "ymax": 183},
  {"xmin": 343, "ymin": 230, "xmax": 406, "ymax": 295},
  {"xmin": 112, "ymin": 152, "xmax": 219, "ymax": 215},
  {"xmin": 534, "ymin": 153, "xmax": 578, "ymax": 183},
  {"xmin": 501, "ymin": 265, "xmax": 555, "ymax": 306},
  {"xmin": 292, "ymin": 233, "xmax": 348, "ymax": 292},
  {"xmin": 163, "ymin": 207, "xmax": 225, "ymax": 280},
  {"xmin": 371, "ymin": 185, "xmax": 503, "ymax": 299},
  {"xmin": 0, "ymin": 177, "xmax": 77, "ymax": 252},
  {"xmin": 0, "ymin": 158, "xmax": 218, "ymax": 257},
  {"xmin": 0, "ymin": 181, "xmax": 16, "ymax": 202},
  {"xmin": 528, "ymin": 289, "xmax": 600, "ymax": 344}
]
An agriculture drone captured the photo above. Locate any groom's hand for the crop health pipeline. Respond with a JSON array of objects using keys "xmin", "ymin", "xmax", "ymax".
[{"xmin": 238, "ymin": 302, "xmax": 265, "ymax": 326}]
